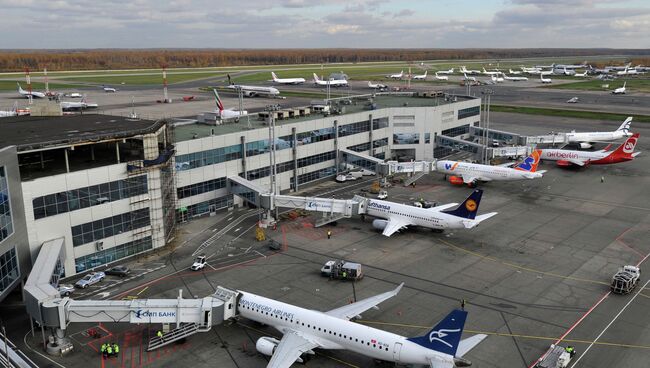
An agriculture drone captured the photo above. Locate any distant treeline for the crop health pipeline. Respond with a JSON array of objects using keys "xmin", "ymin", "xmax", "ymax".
[{"xmin": 0, "ymin": 48, "xmax": 648, "ymax": 72}]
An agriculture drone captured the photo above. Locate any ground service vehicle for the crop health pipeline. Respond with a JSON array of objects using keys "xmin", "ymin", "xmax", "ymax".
[
  {"xmin": 190, "ymin": 256, "xmax": 207, "ymax": 271},
  {"xmin": 534, "ymin": 344, "xmax": 575, "ymax": 368},
  {"xmin": 105, "ymin": 265, "xmax": 131, "ymax": 277},
  {"xmin": 321, "ymin": 260, "xmax": 363, "ymax": 280},
  {"xmin": 611, "ymin": 265, "xmax": 640, "ymax": 294}
]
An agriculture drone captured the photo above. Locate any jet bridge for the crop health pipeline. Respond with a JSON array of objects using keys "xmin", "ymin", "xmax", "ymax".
[
  {"xmin": 338, "ymin": 148, "xmax": 434, "ymax": 185},
  {"xmin": 23, "ymin": 237, "xmax": 241, "ymax": 355},
  {"xmin": 339, "ymin": 148, "xmax": 384, "ymax": 175},
  {"xmin": 273, "ymin": 195, "xmax": 365, "ymax": 227}
]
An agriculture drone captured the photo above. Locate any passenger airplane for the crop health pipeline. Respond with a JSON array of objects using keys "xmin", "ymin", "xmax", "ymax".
[
  {"xmin": 387, "ymin": 70, "xmax": 404, "ymax": 79},
  {"xmin": 574, "ymin": 70, "xmax": 589, "ymax": 77},
  {"xmin": 490, "ymin": 74, "xmax": 504, "ymax": 83},
  {"xmin": 17, "ymin": 83, "xmax": 46, "ymax": 98},
  {"xmin": 460, "ymin": 66, "xmax": 480, "ymax": 75},
  {"xmin": 368, "ymin": 81, "xmax": 387, "ymax": 89},
  {"xmin": 242, "ymin": 283, "xmax": 487, "ymax": 368},
  {"xmin": 508, "ymin": 69, "xmax": 522, "ymax": 75},
  {"xmin": 565, "ymin": 117, "xmax": 633, "ymax": 148},
  {"xmin": 213, "ymin": 89, "xmax": 248, "ymax": 119},
  {"xmin": 616, "ymin": 66, "xmax": 639, "ymax": 76},
  {"xmin": 64, "ymin": 92, "xmax": 83, "ymax": 98},
  {"xmin": 227, "ymin": 84, "xmax": 280, "ymax": 97},
  {"xmin": 0, "ymin": 103, "xmax": 17, "ymax": 118},
  {"xmin": 356, "ymin": 189, "xmax": 497, "ymax": 236},
  {"xmin": 482, "ymin": 68, "xmax": 501, "ymax": 76},
  {"xmin": 271, "ymin": 72, "xmax": 305, "ymax": 85},
  {"xmin": 540, "ymin": 133, "xmax": 640, "ymax": 167},
  {"xmin": 437, "ymin": 67, "xmax": 454, "ymax": 74},
  {"xmin": 103, "ymin": 86, "xmax": 117, "ymax": 93},
  {"xmin": 434, "ymin": 72, "xmax": 449, "ymax": 81},
  {"xmin": 540, "ymin": 74, "xmax": 552, "ymax": 84},
  {"xmin": 463, "ymin": 73, "xmax": 477, "ymax": 82},
  {"xmin": 60, "ymin": 97, "xmax": 99, "ymax": 111},
  {"xmin": 436, "ymin": 150, "xmax": 545, "ymax": 186},
  {"xmin": 612, "ymin": 82, "xmax": 626, "ymax": 94},
  {"xmin": 313, "ymin": 73, "xmax": 348, "ymax": 87},
  {"xmin": 412, "ymin": 70, "xmax": 428, "ymax": 80},
  {"xmin": 521, "ymin": 66, "xmax": 542, "ymax": 74},
  {"xmin": 503, "ymin": 73, "xmax": 528, "ymax": 81}
]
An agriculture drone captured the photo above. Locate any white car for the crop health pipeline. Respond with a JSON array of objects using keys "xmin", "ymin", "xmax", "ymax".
[
  {"xmin": 377, "ymin": 190, "xmax": 388, "ymax": 199},
  {"xmin": 336, "ymin": 173, "xmax": 358, "ymax": 182},
  {"xmin": 567, "ymin": 97, "xmax": 579, "ymax": 103},
  {"xmin": 190, "ymin": 256, "xmax": 207, "ymax": 271}
]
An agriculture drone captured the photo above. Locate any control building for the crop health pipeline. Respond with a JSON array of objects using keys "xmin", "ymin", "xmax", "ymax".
[{"xmin": 0, "ymin": 92, "xmax": 480, "ymax": 284}]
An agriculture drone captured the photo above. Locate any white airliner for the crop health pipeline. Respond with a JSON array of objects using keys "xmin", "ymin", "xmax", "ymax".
[
  {"xmin": 103, "ymin": 86, "xmax": 117, "ymax": 93},
  {"xmin": 243, "ymin": 283, "xmax": 487, "ymax": 368},
  {"xmin": 540, "ymin": 74, "xmax": 552, "ymax": 84},
  {"xmin": 413, "ymin": 70, "xmax": 428, "ymax": 80},
  {"xmin": 490, "ymin": 74, "xmax": 504, "ymax": 83},
  {"xmin": 482, "ymin": 67, "xmax": 501, "ymax": 76},
  {"xmin": 460, "ymin": 66, "xmax": 480, "ymax": 75},
  {"xmin": 356, "ymin": 189, "xmax": 497, "ymax": 237},
  {"xmin": 312, "ymin": 73, "xmax": 348, "ymax": 87},
  {"xmin": 434, "ymin": 72, "xmax": 449, "ymax": 81},
  {"xmin": 436, "ymin": 150, "xmax": 545, "ymax": 186},
  {"xmin": 387, "ymin": 70, "xmax": 404, "ymax": 79},
  {"xmin": 565, "ymin": 117, "xmax": 633, "ymax": 148},
  {"xmin": 64, "ymin": 92, "xmax": 83, "ymax": 98},
  {"xmin": 212, "ymin": 89, "xmax": 247, "ymax": 119},
  {"xmin": 0, "ymin": 103, "xmax": 17, "ymax": 118},
  {"xmin": 540, "ymin": 133, "xmax": 640, "ymax": 167},
  {"xmin": 508, "ymin": 69, "xmax": 522, "ymax": 75},
  {"xmin": 271, "ymin": 72, "xmax": 305, "ymax": 85},
  {"xmin": 437, "ymin": 67, "xmax": 454, "ymax": 74},
  {"xmin": 521, "ymin": 66, "xmax": 542, "ymax": 74},
  {"xmin": 612, "ymin": 82, "xmax": 626, "ymax": 94},
  {"xmin": 227, "ymin": 84, "xmax": 280, "ymax": 97},
  {"xmin": 463, "ymin": 73, "xmax": 477, "ymax": 82},
  {"xmin": 60, "ymin": 97, "xmax": 99, "ymax": 111},
  {"xmin": 616, "ymin": 66, "xmax": 638, "ymax": 76},
  {"xmin": 503, "ymin": 73, "xmax": 528, "ymax": 81},
  {"xmin": 17, "ymin": 83, "xmax": 46, "ymax": 98},
  {"xmin": 368, "ymin": 81, "xmax": 387, "ymax": 89}
]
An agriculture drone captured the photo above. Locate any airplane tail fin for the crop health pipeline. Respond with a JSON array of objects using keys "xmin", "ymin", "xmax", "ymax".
[
  {"xmin": 442, "ymin": 189, "xmax": 484, "ymax": 220},
  {"xmin": 623, "ymin": 81, "xmax": 626, "ymax": 88},
  {"xmin": 313, "ymin": 73, "xmax": 320, "ymax": 82},
  {"xmin": 17, "ymin": 83, "xmax": 24, "ymax": 93},
  {"xmin": 271, "ymin": 72, "xmax": 278, "ymax": 81},
  {"xmin": 514, "ymin": 149, "xmax": 542, "ymax": 172},
  {"xmin": 212, "ymin": 89, "xmax": 224, "ymax": 112},
  {"xmin": 406, "ymin": 309, "xmax": 467, "ymax": 356},
  {"xmin": 616, "ymin": 117, "xmax": 633, "ymax": 133},
  {"xmin": 608, "ymin": 133, "xmax": 639, "ymax": 160}
]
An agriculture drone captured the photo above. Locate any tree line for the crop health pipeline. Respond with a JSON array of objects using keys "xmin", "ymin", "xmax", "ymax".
[{"xmin": 0, "ymin": 49, "xmax": 647, "ymax": 72}]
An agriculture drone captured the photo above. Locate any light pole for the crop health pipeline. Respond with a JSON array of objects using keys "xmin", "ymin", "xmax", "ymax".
[{"xmin": 481, "ymin": 89, "xmax": 494, "ymax": 164}]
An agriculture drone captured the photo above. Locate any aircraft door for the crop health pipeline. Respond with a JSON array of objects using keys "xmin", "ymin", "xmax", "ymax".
[{"xmin": 393, "ymin": 342, "xmax": 402, "ymax": 361}]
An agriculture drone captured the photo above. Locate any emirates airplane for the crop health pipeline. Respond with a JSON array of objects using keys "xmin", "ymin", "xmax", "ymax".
[
  {"xmin": 241, "ymin": 283, "xmax": 487, "ymax": 368},
  {"xmin": 540, "ymin": 133, "xmax": 640, "ymax": 166}
]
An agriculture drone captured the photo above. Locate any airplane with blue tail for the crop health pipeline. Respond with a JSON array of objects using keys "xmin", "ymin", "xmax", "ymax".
[
  {"xmin": 435, "ymin": 150, "xmax": 546, "ymax": 186},
  {"xmin": 241, "ymin": 282, "xmax": 487, "ymax": 368},
  {"xmin": 355, "ymin": 189, "xmax": 498, "ymax": 236}
]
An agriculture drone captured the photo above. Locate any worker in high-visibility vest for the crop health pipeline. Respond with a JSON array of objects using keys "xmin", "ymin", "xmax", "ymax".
[
  {"xmin": 113, "ymin": 343, "xmax": 119, "ymax": 357},
  {"xmin": 100, "ymin": 343, "xmax": 107, "ymax": 357},
  {"xmin": 106, "ymin": 344, "xmax": 113, "ymax": 357},
  {"xmin": 157, "ymin": 330, "xmax": 163, "ymax": 339}
]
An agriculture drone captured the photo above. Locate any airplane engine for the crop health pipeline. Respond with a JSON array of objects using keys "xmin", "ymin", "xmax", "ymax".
[
  {"xmin": 243, "ymin": 91, "xmax": 257, "ymax": 97},
  {"xmin": 372, "ymin": 219, "xmax": 389, "ymax": 231},
  {"xmin": 579, "ymin": 142, "xmax": 593, "ymax": 149},
  {"xmin": 256, "ymin": 337, "xmax": 304, "ymax": 363},
  {"xmin": 448, "ymin": 176, "xmax": 464, "ymax": 185}
]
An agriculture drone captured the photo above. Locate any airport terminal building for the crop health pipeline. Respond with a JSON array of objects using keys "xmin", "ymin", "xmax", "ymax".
[{"xmin": 0, "ymin": 92, "xmax": 480, "ymax": 288}]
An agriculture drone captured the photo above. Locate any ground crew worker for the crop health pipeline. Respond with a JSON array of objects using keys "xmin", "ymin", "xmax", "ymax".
[
  {"xmin": 113, "ymin": 343, "xmax": 119, "ymax": 357},
  {"xmin": 342, "ymin": 271, "xmax": 347, "ymax": 279},
  {"xmin": 101, "ymin": 343, "xmax": 107, "ymax": 357},
  {"xmin": 327, "ymin": 230, "xmax": 332, "ymax": 239},
  {"xmin": 106, "ymin": 344, "xmax": 113, "ymax": 357},
  {"xmin": 565, "ymin": 346, "xmax": 575, "ymax": 358},
  {"xmin": 601, "ymin": 176, "xmax": 605, "ymax": 183},
  {"xmin": 461, "ymin": 299, "xmax": 466, "ymax": 311},
  {"xmin": 157, "ymin": 330, "xmax": 163, "ymax": 339}
]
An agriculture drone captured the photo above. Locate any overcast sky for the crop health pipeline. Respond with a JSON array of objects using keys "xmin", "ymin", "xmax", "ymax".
[{"xmin": 1, "ymin": 0, "xmax": 648, "ymax": 49}]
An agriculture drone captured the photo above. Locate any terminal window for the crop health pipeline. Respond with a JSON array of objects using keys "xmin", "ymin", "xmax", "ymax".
[
  {"xmin": 458, "ymin": 106, "xmax": 480, "ymax": 119},
  {"xmin": 71, "ymin": 208, "xmax": 151, "ymax": 247},
  {"xmin": 0, "ymin": 247, "xmax": 19, "ymax": 293},
  {"xmin": 75, "ymin": 236, "xmax": 152, "ymax": 273},
  {"xmin": 0, "ymin": 167, "xmax": 13, "ymax": 242}
]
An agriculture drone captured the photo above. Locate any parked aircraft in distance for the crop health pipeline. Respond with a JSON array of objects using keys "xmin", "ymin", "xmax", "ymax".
[
  {"xmin": 434, "ymin": 72, "xmax": 448, "ymax": 80},
  {"xmin": 270, "ymin": 72, "xmax": 305, "ymax": 85},
  {"xmin": 358, "ymin": 189, "xmax": 498, "ymax": 236},
  {"xmin": 508, "ymin": 69, "xmax": 522, "ymax": 75},
  {"xmin": 17, "ymin": 83, "xmax": 46, "ymax": 98},
  {"xmin": 503, "ymin": 73, "xmax": 528, "ymax": 81},
  {"xmin": 412, "ymin": 70, "xmax": 427, "ymax": 80},
  {"xmin": 64, "ymin": 92, "xmax": 83, "ymax": 98},
  {"xmin": 60, "ymin": 97, "xmax": 98, "ymax": 111},
  {"xmin": 212, "ymin": 89, "xmax": 248, "ymax": 119},
  {"xmin": 368, "ymin": 81, "xmax": 387, "ymax": 89},
  {"xmin": 436, "ymin": 150, "xmax": 545, "ymax": 186},
  {"xmin": 0, "ymin": 103, "xmax": 17, "ymax": 117},
  {"xmin": 540, "ymin": 133, "xmax": 640, "ymax": 167},
  {"xmin": 387, "ymin": 70, "xmax": 404, "ymax": 79},
  {"xmin": 612, "ymin": 82, "xmax": 627, "ymax": 94},
  {"xmin": 574, "ymin": 70, "xmax": 589, "ymax": 77},
  {"xmin": 565, "ymin": 117, "xmax": 633, "ymax": 148},
  {"xmin": 460, "ymin": 66, "xmax": 480, "ymax": 75},
  {"xmin": 103, "ymin": 86, "xmax": 117, "ymax": 93},
  {"xmin": 438, "ymin": 67, "xmax": 454, "ymax": 74},
  {"xmin": 491, "ymin": 74, "xmax": 504, "ymax": 83},
  {"xmin": 617, "ymin": 66, "xmax": 639, "ymax": 76},
  {"xmin": 521, "ymin": 66, "xmax": 542, "ymax": 74},
  {"xmin": 313, "ymin": 73, "xmax": 348, "ymax": 87},
  {"xmin": 482, "ymin": 67, "xmax": 501, "ymax": 76},
  {"xmin": 540, "ymin": 74, "xmax": 552, "ymax": 84},
  {"xmin": 243, "ymin": 283, "xmax": 487, "ymax": 368},
  {"xmin": 463, "ymin": 73, "xmax": 477, "ymax": 82},
  {"xmin": 227, "ymin": 84, "xmax": 280, "ymax": 97}
]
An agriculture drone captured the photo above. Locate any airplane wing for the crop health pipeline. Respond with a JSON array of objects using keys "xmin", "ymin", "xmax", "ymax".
[
  {"xmin": 325, "ymin": 283, "xmax": 403, "ymax": 320},
  {"xmin": 381, "ymin": 217, "xmax": 412, "ymax": 237},
  {"xmin": 428, "ymin": 203, "xmax": 458, "ymax": 212},
  {"xmin": 456, "ymin": 334, "xmax": 488, "ymax": 357},
  {"xmin": 461, "ymin": 174, "xmax": 486, "ymax": 184},
  {"xmin": 267, "ymin": 330, "xmax": 319, "ymax": 368}
]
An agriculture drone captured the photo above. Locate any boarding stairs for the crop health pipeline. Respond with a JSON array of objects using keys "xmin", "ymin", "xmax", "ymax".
[
  {"xmin": 403, "ymin": 171, "xmax": 428, "ymax": 187},
  {"xmin": 147, "ymin": 322, "xmax": 209, "ymax": 351}
]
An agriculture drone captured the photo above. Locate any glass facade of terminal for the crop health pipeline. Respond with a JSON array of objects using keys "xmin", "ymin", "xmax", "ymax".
[
  {"xmin": 75, "ymin": 236, "xmax": 153, "ymax": 273},
  {"xmin": 298, "ymin": 166, "xmax": 337, "ymax": 185},
  {"xmin": 177, "ymin": 177, "xmax": 227, "ymax": 199},
  {"xmin": 441, "ymin": 124, "xmax": 470, "ymax": 137},
  {"xmin": 179, "ymin": 195, "xmax": 234, "ymax": 219},
  {"xmin": 71, "ymin": 208, "xmax": 151, "ymax": 247},
  {"xmin": 0, "ymin": 167, "xmax": 13, "ymax": 242},
  {"xmin": 175, "ymin": 144, "xmax": 242, "ymax": 171},
  {"xmin": 458, "ymin": 106, "xmax": 480, "ymax": 120},
  {"xmin": 0, "ymin": 247, "xmax": 18, "ymax": 293},
  {"xmin": 33, "ymin": 175, "xmax": 148, "ymax": 220}
]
